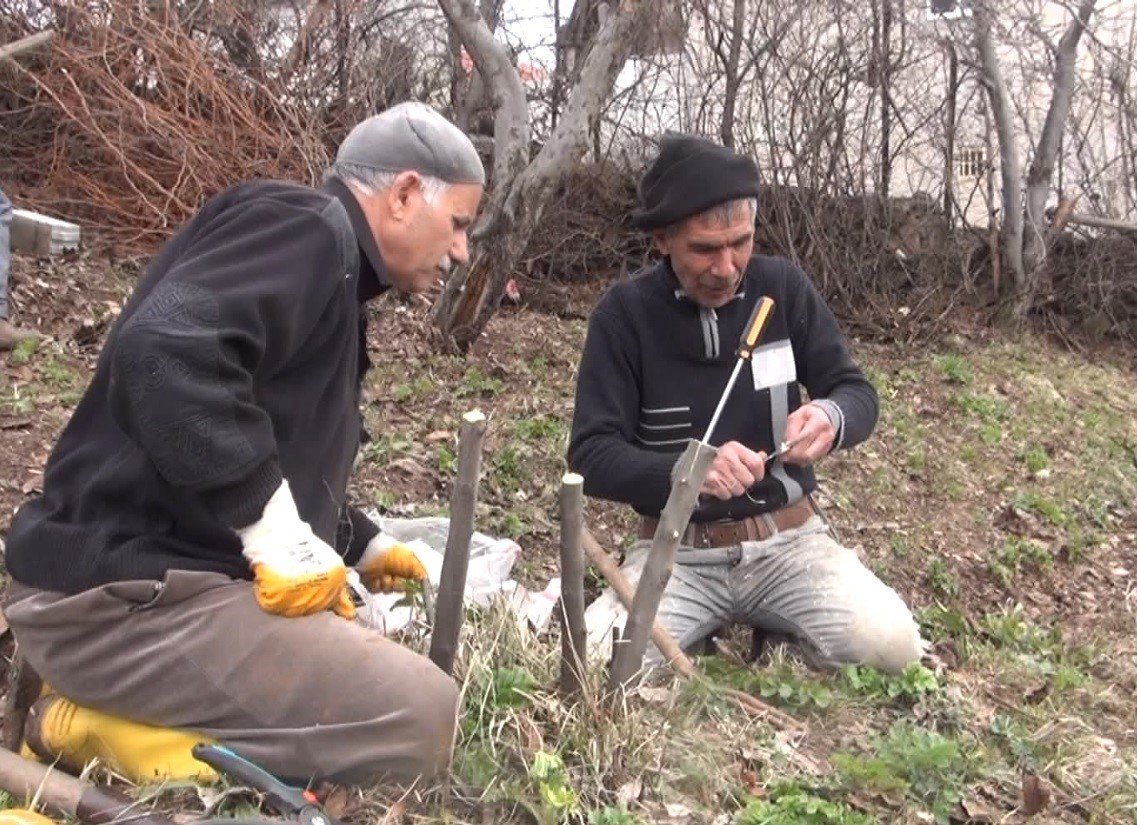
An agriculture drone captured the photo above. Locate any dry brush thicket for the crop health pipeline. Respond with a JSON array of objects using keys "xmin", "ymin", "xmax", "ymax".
[{"xmin": 1, "ymin": 0, "xmax": 1135, "ymax": 344}]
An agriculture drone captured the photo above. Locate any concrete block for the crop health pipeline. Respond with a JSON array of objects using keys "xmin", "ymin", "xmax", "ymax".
[{"xmin": 10, "ymin": 209, "xmax": 81, "ymax": 256}]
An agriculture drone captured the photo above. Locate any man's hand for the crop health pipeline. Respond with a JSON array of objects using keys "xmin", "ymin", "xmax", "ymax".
[
  {"xmin": 356, "ymin": 534, "xmax": 428, "ymax": 593},
  {"xmin": 237, "ymin": 481, "xmax": 355, "ymax": 620},
  {"xmin": 701, "ymin": 441, "xmax": 767, "ymax": 500},
  {"xmin": 781, "ymin": 403, "xmax": 837, "ymax": 466}
]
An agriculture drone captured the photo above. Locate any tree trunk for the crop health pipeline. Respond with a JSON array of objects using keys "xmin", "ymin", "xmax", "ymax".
[
  {"xmin": 879, "ymin": 0, "xmax": 892, "ymax": 203},
  {"xmin": 433, "ymin": 0, "xmax": 657, "ymax": 352},
  {"xmin": 943, "ymin": 40, "xmax": 958, "ymax": 227},
  {"xmin": 974, "ymin": 2, "xmax": 1025, "ymax": 300},
  {"xmin": 1020, "ymin": 0, "xmax": 1096, "ymax": 315},
  {"xmin": 719, "ymin": 0, "xmax": 746, "ymax": 149}
]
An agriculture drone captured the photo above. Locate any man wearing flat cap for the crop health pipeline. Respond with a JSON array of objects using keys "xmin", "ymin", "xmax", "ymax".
[
  {"xmin": 570, "ymin": 134, "xmax": 923, "ymax": 674},
  {"xmin": 4, "ymin": 103, "xmax": 483, "ymax": 783}
]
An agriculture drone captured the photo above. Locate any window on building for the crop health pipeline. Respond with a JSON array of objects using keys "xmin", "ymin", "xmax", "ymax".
[{"xmin": 957, "ymin": 147, "xmax": 985, "ymax": 179}]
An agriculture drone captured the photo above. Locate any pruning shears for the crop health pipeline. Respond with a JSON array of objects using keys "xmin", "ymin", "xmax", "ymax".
[{"xmin": 192, "ymin": 744, "xmax": 343, "ymax": 825}]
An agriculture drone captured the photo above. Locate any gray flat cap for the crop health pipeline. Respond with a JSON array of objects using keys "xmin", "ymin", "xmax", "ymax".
[{"xmin": 336, "ymin": 102, "xmax": 485, "ymax": 185}]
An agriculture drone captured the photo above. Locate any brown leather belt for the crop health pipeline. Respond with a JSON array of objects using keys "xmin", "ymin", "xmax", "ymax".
[{"xmin": 638, "ymin": 497, "xmax": 816, "ymax": 548}]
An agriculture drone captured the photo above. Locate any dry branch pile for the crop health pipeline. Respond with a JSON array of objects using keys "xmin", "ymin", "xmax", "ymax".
[{"xmin": 2, "ymin": 4, "xmax": 326, "ymax": 251}]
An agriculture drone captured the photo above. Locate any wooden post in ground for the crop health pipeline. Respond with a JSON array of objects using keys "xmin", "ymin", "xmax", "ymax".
[
  {"xmin": 608, "ymin": 439, "xmax": 716, "ymax": 690},
  {"xmin": 429, "ymin": 410, "xmax": 487, "ymax": 675},
  {"xmin": 558, "ymin": 473, "xmax": 587, "ymax": 697}
]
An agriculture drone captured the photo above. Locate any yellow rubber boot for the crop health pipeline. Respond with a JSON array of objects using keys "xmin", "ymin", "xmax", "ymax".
[
  {"xmin": 0, "ymin": 810, "xmax": 58, "ymax": 825},
  {"xmin": 24, "ymin": 695, "xmax": 218, "ymax": 783}
]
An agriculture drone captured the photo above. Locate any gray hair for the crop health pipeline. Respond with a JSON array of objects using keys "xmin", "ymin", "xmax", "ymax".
[
  {"xmin": 327, "ymin": 160, "xmax": 451, "ymax": 206},
  {"xmin": 664, "ymin": 197, "xmax": 757, "ymax": 236}
]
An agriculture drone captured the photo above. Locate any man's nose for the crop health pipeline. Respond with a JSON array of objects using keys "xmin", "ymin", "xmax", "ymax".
[
  {"xmin": 451, "ymin": 232, "xmax": 470, "ymax": 266},
  {"xmin": 711, "ymin": 247, "xmax": 735, "ymax": 277}
]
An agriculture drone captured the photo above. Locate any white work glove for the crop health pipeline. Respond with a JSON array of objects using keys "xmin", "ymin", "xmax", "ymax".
[
  {"xmin": 236, "ymin": 481, "xmax": 355, "ymax": 619},
  {"xmin": 355, "ymin": 532, "xmax": 428, "ymax": 593}
]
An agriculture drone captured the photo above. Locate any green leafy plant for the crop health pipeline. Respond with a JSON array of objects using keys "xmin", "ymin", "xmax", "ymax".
[
  {"xmin": 738, "ymin": 785, "xmax": 872, "ymax": 825},
  {"xmin": 436, "ymin": 444, "xmax": 457, "ymax": 474},
  {"xmin": 8, "ymin": 337, "xmax": 39, "ymax": 365},
  {"xmin": 988, "ymin": 536, "xmax": 1052, "ymax": 588},
  {"xmin": 391, "ymin": 376, "xmax": 432, "ymax": 402},
  {"xmin": 456, "ymin": 366, "xmax": 503, "ymax": 398},
  {"xmin": 489, "ymin": 666, "xmax": 537, "ymax": 710},
  {"xmin": 950, "ymin": 391, "xmax": 1010, "ymax": 424},
  {"xmin": 839, "ymin": 663, "xmax": 940, "ymax": 704},
  {"xmin": 515, "ymin": 416, "xmax": 566, "ymax": 443},
  {"xmin": 361, "ymin": 435, "xmax": 413, "ymax": 465},
  {"xmin": 529, "ymin": 750, "xmax": 578, "ymax": 815},
  {"xmin": 834, "ymin": 722, "xmax": 979, "ymax": 823},
  {"xmin": 588, "ymin": 807, "xmax": 642, "ymax": 825},
  {"xmin": 491, "ymin": 444, "xmax": 526, "ymax": 489},
  {"xmin": 917, "ymin": 604, "xmax": 971, "ymax": 645},
  {"xmin": 926, "ymin": 558, "xmax": 960, "ymax": 600},
  {"xmin": 935, "ymin": 354, "xmax": 973, "ymax": 385},
  {"xmin": 1021, "ymin": 445, "xmax": 1049, "ymax": 474},
  {"xmin": 701, "ymin": 658, "xmax": 833, "ymax": 711},
  {"xmin": 1012, "ymin": 491, "xmax": 1066, "ymax": 526}
]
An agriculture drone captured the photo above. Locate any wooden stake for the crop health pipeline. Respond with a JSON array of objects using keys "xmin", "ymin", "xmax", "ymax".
[
  {"xmin": 609, "ymin": 439, "xmax": 717, "ymax": 689},
  {"xmin": 558, "ymin": 473, "xmax": 587, "ymax": 697},
  {"xmin": 583, "ymin": 529, "xmax": 801, "ymax": 731},
  {"xmin": 428, "ymin": 410, "xmax": 487, "ymax": 675}
]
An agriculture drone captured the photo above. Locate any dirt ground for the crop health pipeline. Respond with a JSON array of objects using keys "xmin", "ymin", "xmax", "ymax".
[{"xmin": 2, "ymin": 252, "xmax": 1136, "ymax": 823}]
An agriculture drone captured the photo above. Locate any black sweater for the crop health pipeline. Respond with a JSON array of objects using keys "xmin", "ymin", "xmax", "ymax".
[
  {"xmin": 5, "ymin": 178, "xmax": 386, "ymax": 594},
  {"xmin": 568, "ymin": 256, "xmax": 877, "ymax": 521}
]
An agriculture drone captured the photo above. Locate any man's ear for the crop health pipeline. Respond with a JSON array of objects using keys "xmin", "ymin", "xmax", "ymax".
[
  {"xmin": 387, "ymin": 171, "xmax": 423, "ymax": 221},
  {"xmin": 652, "ymin": 229, "xmax": 671, "ymax": 256}
]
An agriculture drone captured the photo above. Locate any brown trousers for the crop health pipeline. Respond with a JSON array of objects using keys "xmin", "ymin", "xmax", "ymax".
[{"xmin": 3, "ymin": 570, "xmax": 459, "ymax": 784}]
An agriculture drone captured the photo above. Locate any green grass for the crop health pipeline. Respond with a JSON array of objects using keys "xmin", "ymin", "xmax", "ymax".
[
  {"xmin": 392, "ymin": 376, "xmax": 432, "ymax": 402},
  {"xmin": 935, "ymin": 353, "xmax": 973, "ymax": 385},
  {"xmin": 988, "ymin": 535, "xmax": 1053, "ymax": 588},
  {"xmin": 926, "ymin": 558, "xmax": 960, "ymax": 600},
  {"xmin": 456, "ymin": 366, "xmax": 503, "ymax": 398}
]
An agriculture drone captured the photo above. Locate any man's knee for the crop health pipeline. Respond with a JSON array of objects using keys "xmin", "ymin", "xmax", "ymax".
[
  {"xmin": 332, "ymin": 660, "xmax": 460, "ymax": 784},
  {"xmin": 843, "ymin": 598, "xmax": 924, "ymax": 674},
  {"xmin": 398, "ymin": 665, "xmax": 461, "ymax": 778}
]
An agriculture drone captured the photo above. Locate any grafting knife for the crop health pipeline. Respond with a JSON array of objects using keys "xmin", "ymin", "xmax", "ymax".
[{"xmin": 700, "ymin": 295, "xmax": 776, "ymax": 445}]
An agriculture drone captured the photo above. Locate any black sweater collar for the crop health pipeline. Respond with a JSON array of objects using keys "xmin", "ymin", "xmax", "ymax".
[{"xmin": 322, "ymin": 177, "xmax": 391, "ymax": 302}]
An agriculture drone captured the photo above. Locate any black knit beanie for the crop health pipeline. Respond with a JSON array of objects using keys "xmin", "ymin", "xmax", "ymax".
[{"xmin": 631, "ymin": 133, "xmax": 761, "ymax": 230}]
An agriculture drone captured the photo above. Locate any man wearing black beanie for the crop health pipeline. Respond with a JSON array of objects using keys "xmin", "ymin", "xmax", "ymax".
[{"xmin": 569, "ymin": 134, "xmax": 923, "ymax": 674}]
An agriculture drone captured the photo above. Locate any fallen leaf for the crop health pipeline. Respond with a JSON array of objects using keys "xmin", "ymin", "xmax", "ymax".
[
  {"xmin": 515, "ymin": 712, "xmax": 544, "ymax": 753},
  {"xmin": 424, "ymin": 430, "xmax": 452, "ymax": 443},
  {"xmin": 960, "ymin": 794, "xmax": 999, "ymax": 822},
  {"xmin": 636, "ymin": 685, "xmax": 671, "ymax": 704},
  {"xmin": 616, "ymin": 778, "xmax": 642, "ymax": 806},
  {"xmin": 1021, "ymin": 771, "xmax": 1050, "ymax": 815},
  {"xmin": 738, "ymin": 768, "xmax": 763, "ymax": 797},
  {"xmin": 319, "ymin": 785, "xmax": 351, "ymax": 819}
]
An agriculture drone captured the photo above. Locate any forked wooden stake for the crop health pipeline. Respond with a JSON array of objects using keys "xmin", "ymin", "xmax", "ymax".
[
  {"xmin": 583, "ymin": 530, "xmax": 800, "ymax": 731},
  {"xmin": 608, "ymin": 438, "xmax": 717, "ymax": 690},
  {"xmin": 429, "ymin": 410, "xmax": 487, "ymax": 675}
]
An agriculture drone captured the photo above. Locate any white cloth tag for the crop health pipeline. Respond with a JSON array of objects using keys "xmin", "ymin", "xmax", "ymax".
[{"xmin": 750, "ymin": 340, "xmax": 797, "ymax": 390}]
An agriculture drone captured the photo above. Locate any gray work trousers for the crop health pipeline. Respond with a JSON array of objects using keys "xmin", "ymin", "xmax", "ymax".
[
  {"xmin": 0, "ymin": 188, "xmax": 11, "ymax": 319},
  {"xmin": 615, "ymin": 516, "xmax": 923, "ymax": 674},
  {"xmin": 3, "ymin": 570, "xmax": 459, "ymax": 784}
]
